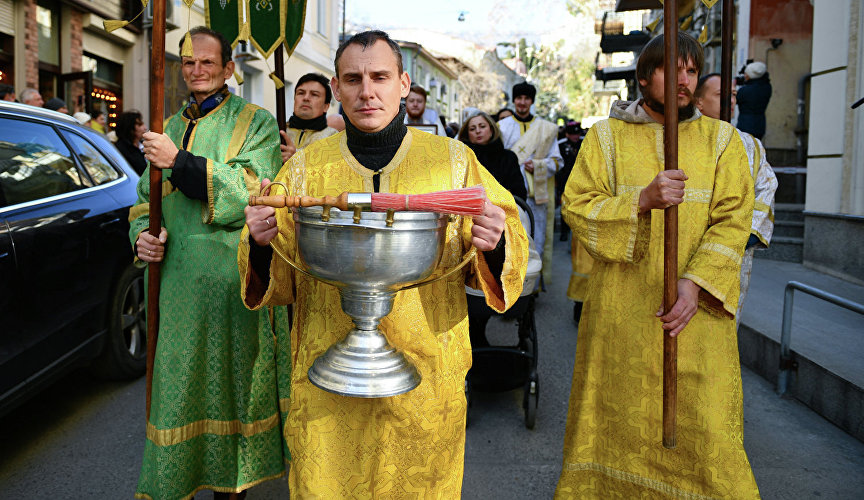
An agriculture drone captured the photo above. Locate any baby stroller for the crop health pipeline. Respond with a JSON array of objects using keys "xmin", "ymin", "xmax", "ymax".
[{"xmin": 465, "ymin": 196, "xmax": 541, "ymax": 429}]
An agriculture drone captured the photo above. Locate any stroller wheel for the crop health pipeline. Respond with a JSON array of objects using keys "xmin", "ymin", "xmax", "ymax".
[{"xmin": 524, "ymin": 379, "xmax": 538, "ymax": 429}]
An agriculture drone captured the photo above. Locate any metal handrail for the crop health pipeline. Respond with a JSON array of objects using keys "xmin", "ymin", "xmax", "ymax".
[{"xmin": 777, "ymin": 281, "xmax": 864, "ymax": 395}]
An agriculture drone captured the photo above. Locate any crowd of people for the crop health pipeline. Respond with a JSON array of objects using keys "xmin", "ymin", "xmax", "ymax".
[{"xmin": 4, "ymin": 24, "xmax": 778, "ymax": 500}]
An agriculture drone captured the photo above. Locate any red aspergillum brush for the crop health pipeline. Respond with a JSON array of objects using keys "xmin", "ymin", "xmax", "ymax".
[{"xmin": 249, "ymin": 186, "xmax": 488, "ymax": 217}]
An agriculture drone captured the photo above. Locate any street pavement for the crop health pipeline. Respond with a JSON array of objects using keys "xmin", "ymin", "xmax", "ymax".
[{"xmin": 1, "ymin": 238, "xmax": 863, "ymax": 499}]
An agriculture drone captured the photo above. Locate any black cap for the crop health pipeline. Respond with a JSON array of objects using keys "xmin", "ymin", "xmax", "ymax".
[
  {"xmin": 512, "ymin": 81, "xmax": 536, "ymax": 102},
  {"xmin": 44, "ymin": 97, "xmax": 66, "ymax": 111},
  {"xmin": 565, "ymin": 120, "xmax": 581, "ymax": 134}
]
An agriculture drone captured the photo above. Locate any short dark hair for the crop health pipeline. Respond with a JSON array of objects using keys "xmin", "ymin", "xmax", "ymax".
[
  {"xmin": 91, "ymin": 109, "xmax": 104, "ymax": 120},
  {"xmin": 296, "ymin": 73, "xmax": 332, "ymax": 104},
  {"xmin": 116, "ymin": 110, "xmax": 143, "ymax": 142},
  {"xmin": 0, "ymin": 84, "xmax": 15, "ymax": 100},
  {"xmin": 181, "ymin": 26, "xmax": 232, "ymax": 67},
  {"xmin": 408, "ymin": 84, "xmax": 427, "ymax": 100},
  {"xmin": 636, "ymin": 31, "xmax": 704, "ymax": 94},
  {"xmin": 334, "ymin": 30, "xmax": 403, "ymax": 78},
  {"xmin": 694, "ymin": 72, "xmax": 721, "ymax": 99}
]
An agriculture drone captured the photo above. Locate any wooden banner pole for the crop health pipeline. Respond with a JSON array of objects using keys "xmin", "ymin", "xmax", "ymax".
[
  {"xmin": 145, "ymin": 0, "xmax": 166, "ymax": 421},
  {"xmin": 662, "ymin": 0, "xmax": 680, "ymax": 450}
]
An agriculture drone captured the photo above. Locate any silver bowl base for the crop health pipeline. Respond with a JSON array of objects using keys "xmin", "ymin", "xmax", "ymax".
[{"xmin": 307, "ymin": 329, "xmax": 421, "ymax": 398}]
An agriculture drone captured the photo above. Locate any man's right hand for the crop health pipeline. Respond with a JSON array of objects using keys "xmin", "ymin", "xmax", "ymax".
[
  {"xmin": 136, "ymin": 227, "xmax": 168, "ymax": 262},
  {"xmin": 638, "ymin": 169, "xmax": 688, "ymax": 212},
  {"xmin": 246, "ymin": 179, "xmax": 279, "ymax": 246},
  {"xmin": 280, "ymin": 131, "xmax": 296, "ymax": 164}
]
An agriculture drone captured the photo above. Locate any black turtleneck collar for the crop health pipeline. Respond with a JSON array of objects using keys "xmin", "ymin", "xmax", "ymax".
[
  {"xmin": 288, "ymin": 113, "xmax": 328, "ymax": 131},
  {"xmin": 514, "ymin": 112, "xmax": 534, "ymax": 123},
  {"xmin": 467, "ymin": 136, "xmax": 505, "ymax": 160},
  {"xmin": 344, "ymin": 103, "xmax": 408, "ymax": 174}
]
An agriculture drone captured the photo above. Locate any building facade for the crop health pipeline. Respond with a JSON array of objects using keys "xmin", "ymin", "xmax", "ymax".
[
  {"xmin": 397, "ymin": 41, "xmax": 459, "ymax": 123},
  {"xmin": 0, "ymin": 0, "xmax": 341, "ymax": 130},
  {"xmin": 803, "ymin": 0, "xmax": 864, "ymax": 283}
]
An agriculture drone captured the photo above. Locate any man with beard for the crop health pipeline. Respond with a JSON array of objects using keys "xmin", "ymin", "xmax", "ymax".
[
  {"xmin": 555, "ymin": 31, "xmax": 759, "ymax": 499},
  {"xmin": 499, "ymin": 81, "xmax": 562, "ymax": 285},
  {"xmin": 280, "ymin": 72, "xmax": 338, "ymax": 163},
  {"xmin": 695, "ymin": 72, "xmax": 777, "ymax": 323},
  {"xmin": 404, "ymin": 83, "xmax": 446, "ymax": 136},
  {"xmin": 239, "ymin": 30, "xmax": 529, "ymax": 497}
]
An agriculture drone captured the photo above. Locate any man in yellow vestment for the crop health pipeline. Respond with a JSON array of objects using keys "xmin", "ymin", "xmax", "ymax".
[
  {"xmin": 555, "ymin": 32, "xmax": 760, "ymax": 499},
  {"xmin": 279, "ymin": 72, "xmax": 338, "ymax": 163},
  {"xmin": 239, "ymin": 30, "xmax": 529, "ymax": 498}
]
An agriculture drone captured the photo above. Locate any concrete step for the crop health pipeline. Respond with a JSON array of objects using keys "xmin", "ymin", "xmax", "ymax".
[
  {"xmin": 757, "ymin": 236, "xmax": 803, "ymax": 262},
  {"xmin": 772, "ymin": 220, "xmax": 805, "ymax": 238},
  {"xmin": 739, "ymin": 259, "xmax": 864, "ymax": 443},
  {"xmin": 774, "ymin": 203, "xmax": 805, "ymax": 222}
]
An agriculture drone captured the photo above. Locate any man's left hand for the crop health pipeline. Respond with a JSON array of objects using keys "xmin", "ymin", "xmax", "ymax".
[
  {"xmin": 471, "ymin": 200, "xmax": 505, "ymax": 251},
  {"xmin": 142, "ymin": 131, "xmax": 179, "ymax": 169},
  {"xmin": 656, "ymin": 278, "xmax": 701, "ymax": 337}
]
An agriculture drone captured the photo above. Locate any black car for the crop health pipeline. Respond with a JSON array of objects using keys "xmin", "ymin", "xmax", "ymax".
[{"xmin": 0, "ymin": 101, "xmax": 145, "ymax": 415}]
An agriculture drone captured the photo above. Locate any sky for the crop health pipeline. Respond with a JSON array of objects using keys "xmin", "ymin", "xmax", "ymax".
[{"xmin": 346, "ymin": 0, "xmax": 596, "ymax": 51}]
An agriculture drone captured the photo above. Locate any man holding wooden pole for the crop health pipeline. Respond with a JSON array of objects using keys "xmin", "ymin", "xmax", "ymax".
[
  {"xmin": 554, "ymin": 31, "xmax": 760, "ymax": 498},
  {"xmin": 131, "ymin": 26, "xmax": 286, "ymax": 500}
]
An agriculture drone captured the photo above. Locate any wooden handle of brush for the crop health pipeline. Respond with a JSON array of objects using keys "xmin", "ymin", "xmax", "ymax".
[{"xmin": 248, "ymin": 192, "xmax": 349, "ymax": 210}]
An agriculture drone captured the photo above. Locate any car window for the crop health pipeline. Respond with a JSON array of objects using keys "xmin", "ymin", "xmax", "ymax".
[
  {"xmin": 0, "ymin": 117, "xmax": 90, "ymax": 208},
  {"xmin": 61, "ymin": 131, "xmax": 121, "ymax": 185}
]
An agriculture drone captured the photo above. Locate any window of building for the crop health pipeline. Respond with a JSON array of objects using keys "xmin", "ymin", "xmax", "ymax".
[
  {"xmin": 36, "ymin": 0, "xmax": 61, "ymax": 101},
  {"xmin": 83, "ymin": 54, "xmax": 124, "ymax": 128},
  {"xmin": 317, "ymin": 0, "xmax": 327, "ymax": 36},
  {"xmin": 0, "ymin": 117, "xmax": 87, "ymax": 207},
  {"xmin": 164, "ymin": 55, "xmax": 187, "ymax": 119},
  {"xmin": 0, "ymin": 34, "xmax": 13, "ymax": 88}
]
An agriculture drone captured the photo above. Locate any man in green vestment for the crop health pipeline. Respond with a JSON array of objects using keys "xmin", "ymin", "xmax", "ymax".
[{"xmin": 130, "ymin": 26, "xmax": 286, "ymax": 500}]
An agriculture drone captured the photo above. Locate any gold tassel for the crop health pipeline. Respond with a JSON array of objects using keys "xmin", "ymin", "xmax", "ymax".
[
  {"xmin": 680, "ymin": 15, "xmax": 693, "ymax": 30},
  {"xmin": 269, "ymin": 73, "xmax": 284, "ymax": 89},
  {"xmin": 181, "ymin": 32, "xmax": 195, "ymax": 58},
  {"xmin": 234, "ymin": 71, "xmax": 244, "ymax": 85},
  {"xmin": 103, "ymin": 0, "xmax": 148, "ymax": 34},
  {"xmin": 702, "ymin": 0, "xmax": 719, "ymax": 8},
  {"xmin": 239, "ymin": 22, "xmax": 251, "ymax": 42},
  {"xmin": 698, "ymin": 24, "xmax": 709, "ymax": 43},
  {"xmin": 103, "ymin": 19, "xmax": 130, "ymax": 33},
  {"xmin": 647, "ymin": 16, "xmax": 661, "ymax": 33}
]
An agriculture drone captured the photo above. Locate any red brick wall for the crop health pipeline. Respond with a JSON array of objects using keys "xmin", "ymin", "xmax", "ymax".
[
  {"xmin": 69, "ymin": 9, "xmax": 82, "ymax": 72},
  {"xmin": 749, "ymin": 0, "xmax": 813, "ymax": 41},
  {"xmin": 23, "ymin": 0, "xmax": 37, "ymax": 87}
]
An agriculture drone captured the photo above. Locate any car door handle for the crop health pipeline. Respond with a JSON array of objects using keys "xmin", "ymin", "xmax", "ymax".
[{"xmin": 99, "ymin": 218, "xmax": 121, "ymax": 229}]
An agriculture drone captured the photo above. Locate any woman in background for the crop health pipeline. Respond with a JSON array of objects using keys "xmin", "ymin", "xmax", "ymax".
[
  {"xmin": 459, "ymin": 111, "xmax": 526, "ymax": 201},
  {"xmin": 114, "ymin": 110, "xmax": 147, "ymax": 176}
]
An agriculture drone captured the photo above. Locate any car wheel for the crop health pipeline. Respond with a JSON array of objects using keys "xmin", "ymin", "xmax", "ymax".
[{"xmin": 92, "ymin": 264, "xmax": 146, "ymax": 380}]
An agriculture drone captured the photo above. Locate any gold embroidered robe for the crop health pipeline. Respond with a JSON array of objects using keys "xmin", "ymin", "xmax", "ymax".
[
  {"xmin": 285, "ymin": 125, "xmax": 337, "ymax": 150},
  {"xmin": 555, "ymin": 111, "xmax": 760, "ymax": 499},
  {"xmin": 238, "ymin": 129, "xmax": 529, "ymax": 498}
]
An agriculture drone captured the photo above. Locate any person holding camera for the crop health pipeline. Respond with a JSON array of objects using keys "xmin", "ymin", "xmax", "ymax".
[{"xmin": 736, "ymin": 61, "xmax": 772, "ymax": 140}]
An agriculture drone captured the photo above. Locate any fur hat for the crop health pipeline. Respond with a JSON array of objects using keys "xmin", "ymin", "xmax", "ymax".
[
  {"xmin": 512, "ymin": 81, "xmax": 536, "ymax": 102},
  {"xmin": 73, "ymin": 112, "xmax": 91, "ymax": 125},
  {"xmin": 44, "ymin": 97, "xmax": 67, "ymax": 111},
  {"xmin": 744, "ymin": 61, "xmax": 767, "ymax": 80}
]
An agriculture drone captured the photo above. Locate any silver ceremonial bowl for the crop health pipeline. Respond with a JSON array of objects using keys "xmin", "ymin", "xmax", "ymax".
[{"xmin": 293, "ymin": 206, "xmax": 448, "ymax": 398}]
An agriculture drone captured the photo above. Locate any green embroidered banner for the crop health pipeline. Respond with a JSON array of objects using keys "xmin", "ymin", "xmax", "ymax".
[
  {"xmin": 248, "ymin": 0, "xmax": 285, "ymax": 58},
  {"xmin": 283, "ymin": 0, "xmax": 307, "ymax": 56},
  {"xmin": 205, "ymin": 0, "xmax": 242, "ymax": 48},
  {"xmin": 204, "ymin": 0, "xmax": 306, "ymax": 58}
]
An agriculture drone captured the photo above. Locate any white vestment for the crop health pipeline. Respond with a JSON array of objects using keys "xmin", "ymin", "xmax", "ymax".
[{"xmin": 499, "ymin": 115, "xmax": 562, "ymax": 281}]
